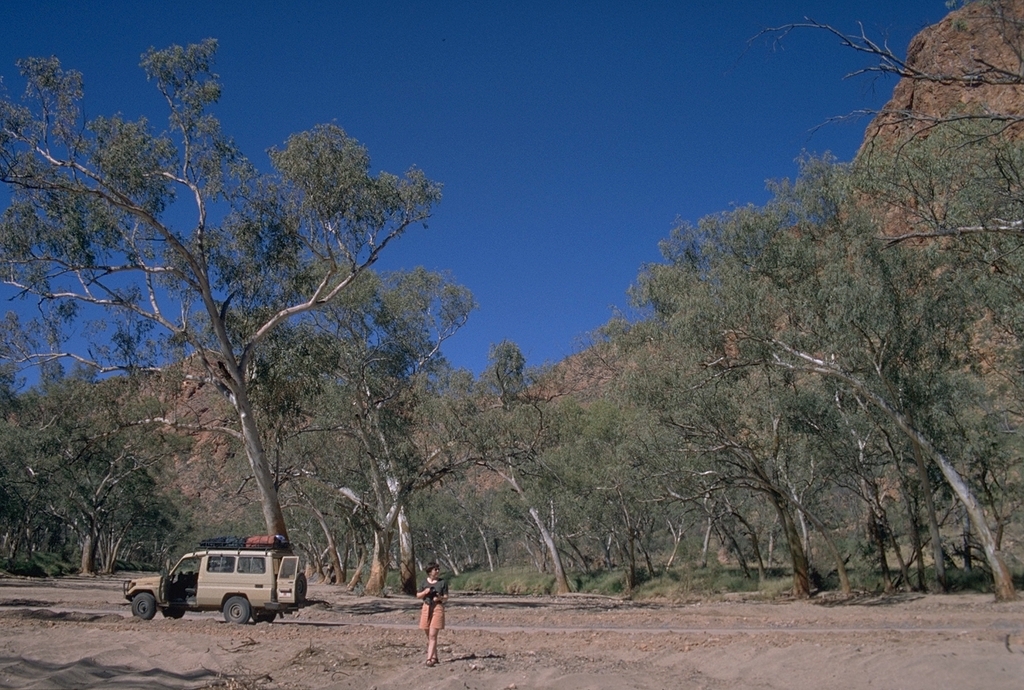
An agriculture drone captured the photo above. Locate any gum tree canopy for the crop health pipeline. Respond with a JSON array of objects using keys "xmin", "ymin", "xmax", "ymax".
[{"xmin": 0, "ymin": 40, "xmax": 442, "ymax": 537}]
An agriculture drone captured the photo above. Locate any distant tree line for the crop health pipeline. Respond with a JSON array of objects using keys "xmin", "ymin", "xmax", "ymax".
[{"xmin": 2, "ymin": 17, "xmax": 1023, "ymax": 601}]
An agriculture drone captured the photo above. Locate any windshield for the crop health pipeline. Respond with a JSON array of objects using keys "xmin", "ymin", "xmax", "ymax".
[{"xmin": 170, "ymin": 556, "xmax": 200, "ymax": 576}]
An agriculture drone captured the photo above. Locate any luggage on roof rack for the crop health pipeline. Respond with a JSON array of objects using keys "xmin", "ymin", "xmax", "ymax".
[
  {"xmin": 245, "ymin": 534, "xmax": 289, "ymax": 549},
  {"xmin": 199, "ymin": 535, "xmax": 247, "ymax": 549},
  {"xmin": 199, "ymin": 534, "xmax": 290, "ymax": 550}
]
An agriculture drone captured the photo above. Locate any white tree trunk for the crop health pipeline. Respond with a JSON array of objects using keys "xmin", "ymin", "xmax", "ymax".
[
  {"xmin": 528, "ymin": 507, "xmax": 570, "ymax": 594},
  {"xmin": 397, "ymin": 507, "xmax": 417, "ymax": 595},
  {"xmin": 773, "ymin": 346, "xmax": 1016, "ymax": 601}
]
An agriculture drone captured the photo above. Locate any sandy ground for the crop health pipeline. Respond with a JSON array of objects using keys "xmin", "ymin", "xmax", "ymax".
[{"xmin": 1, "ymin": 574, "xmax": 1023, "ymax": 689}]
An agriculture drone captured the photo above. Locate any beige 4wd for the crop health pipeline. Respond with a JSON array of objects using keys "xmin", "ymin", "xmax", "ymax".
[{"xmin": 124, "ymin": 543, "xmax": 307, "ymax": 624}]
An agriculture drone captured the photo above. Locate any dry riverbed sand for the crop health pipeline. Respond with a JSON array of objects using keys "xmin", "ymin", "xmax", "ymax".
[{"xmin": 2, "ymin": 573, "xmax": 1023, "ymax": 689}]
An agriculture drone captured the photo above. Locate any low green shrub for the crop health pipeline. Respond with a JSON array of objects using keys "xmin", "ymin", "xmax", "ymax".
[
  {"xmin": 115, "ymin": 559, "xmax": 159, "ymax": 573},
  {"xmin": 449, "ymin": 564, "xmax": 774, "ymax": 599},
  {"xmin": 6, "ymin": 553, "xmax": 77, "ymax": 577},
  {"xmin": 573, "ymin": 569, "xmax": 629, "ymax": 595},
  {"xmin": 451, "ymin": 567, "xmax": 558, "ymax": 595},
  {"xmin": 945, "ymin": 567, "xmax": 994, "ymax": 593}
]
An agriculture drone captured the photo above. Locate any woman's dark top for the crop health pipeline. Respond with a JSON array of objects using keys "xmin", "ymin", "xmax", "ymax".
[{"xmin": 422, "ymin": 577, "xmax": 448, "ymax": 603}]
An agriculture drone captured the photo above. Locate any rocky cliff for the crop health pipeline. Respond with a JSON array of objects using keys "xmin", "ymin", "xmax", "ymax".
[{"xmin": 863, "ymin": 0, "xmax": 1024, "ymax": 149}]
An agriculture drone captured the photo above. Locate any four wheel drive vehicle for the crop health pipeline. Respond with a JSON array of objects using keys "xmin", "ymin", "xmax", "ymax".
[{"xmin": 124, "ymin": 538, "xmax": 308, "ymax": 624}]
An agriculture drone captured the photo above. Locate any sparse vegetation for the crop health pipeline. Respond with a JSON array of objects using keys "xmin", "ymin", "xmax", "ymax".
[{"xmin": 3, "ymin": 3, "xmax": 1024, "ymax": 601}]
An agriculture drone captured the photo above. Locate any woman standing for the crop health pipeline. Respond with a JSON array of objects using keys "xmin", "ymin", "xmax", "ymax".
[{"xmin": 416, "ymin": 562, "xmax": 449, "ymax": 666}]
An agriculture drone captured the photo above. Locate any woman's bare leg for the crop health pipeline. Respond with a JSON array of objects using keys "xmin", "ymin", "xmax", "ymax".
[{"xmin": 426, "ymin": 628, "xmax": 439, "ymax": 663}]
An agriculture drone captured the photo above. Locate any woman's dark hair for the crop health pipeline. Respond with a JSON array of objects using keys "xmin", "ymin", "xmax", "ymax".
[{"xmin": 425, "ymin": 562, "xmax": 440, "ymax": 573}]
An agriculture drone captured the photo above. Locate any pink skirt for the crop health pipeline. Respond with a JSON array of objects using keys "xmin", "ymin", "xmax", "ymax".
[{"xmin": 419, "ymin": 602, "xmax": 445, "ymax": 630}]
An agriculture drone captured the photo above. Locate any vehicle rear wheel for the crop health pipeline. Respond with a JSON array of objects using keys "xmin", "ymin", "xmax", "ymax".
[
  {"xmin": 131, "ymin": 593, "xmax": 157, "ymax": 620},
  {"xmin": 295, "ymin": 572, "xmax": 308, "ymax": 603},
  {"xmin": 252, "ymin": 610, "xmax": 277, "ymax": 623},
  {"xmin": 223, "ymin": 596, "xmax": 251, "ymax": 624},
  {"xmin": 161, "ymin": 607, "xmax": 186, "ymax": 619}
]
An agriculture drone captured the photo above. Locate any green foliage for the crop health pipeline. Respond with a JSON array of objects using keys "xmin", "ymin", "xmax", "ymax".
[
  {"xmin": 445, "ymin": 564, "xmax": 806, "ymax": 599},
  {"xmin": 452, "ymin": 567, "xmax": 562, "ymax": 596},
  {"xmin": 5, "ymin": 20, "xmax": 1024, "ymax": 599},
  {"xmin": 572, "ymin": 569, "xmax": 632, "ymax": 595},
  {"xmin": 444, "ymin": 560, "xmax": 1020, "ymax": 599},
  {"xmin": 0, "ymin": 40, "xmax": 446, "ymax": 537},
  {"xmin": 0, "ymin": 374, "xmax": 193, "ymax": 572},
  {"xmin": 6, "ymin": 552, "xmax": 77, "ymax": 578},
  {"xmin": 620, "ymin": 143, "xmax": 1024, "ymax": 597}
]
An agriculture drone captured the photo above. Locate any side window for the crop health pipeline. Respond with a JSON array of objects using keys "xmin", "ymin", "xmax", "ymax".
[
  {"xmin": 207, "ymin": 555, "xmax": 235, "ymax": 573},
  {"xmin": 237, "ymin": 556, "xmax": 266, "ymax": 574}
]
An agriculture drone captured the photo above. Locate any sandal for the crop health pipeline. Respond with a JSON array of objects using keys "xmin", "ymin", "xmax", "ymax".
[{"xmin": 426, "ymin": 658, "xmax": 438, "ymax": 667}]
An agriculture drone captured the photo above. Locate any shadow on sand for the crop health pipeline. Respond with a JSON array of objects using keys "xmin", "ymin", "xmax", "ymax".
[{"xmin": 0, "ymin": 655, "xmax": 221, "ymax": 689}]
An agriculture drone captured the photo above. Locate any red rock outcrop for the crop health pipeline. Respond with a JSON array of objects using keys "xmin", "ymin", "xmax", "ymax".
[{"xmin": 863, "ymin": 0, "xmax": 1024, "ymax": 150}]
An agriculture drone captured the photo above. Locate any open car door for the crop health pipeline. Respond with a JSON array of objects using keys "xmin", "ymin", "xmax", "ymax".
[{"xmin": 277, "ymin": 556, "xmax": 300, "ymax": 604}]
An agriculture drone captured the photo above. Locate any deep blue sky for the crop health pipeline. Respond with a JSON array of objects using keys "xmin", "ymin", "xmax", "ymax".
[{"xmin": 1, "ymin": 1, "xmax": 950, "ymax": 375}]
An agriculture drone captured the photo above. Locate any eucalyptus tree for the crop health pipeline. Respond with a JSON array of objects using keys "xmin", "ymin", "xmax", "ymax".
[
  {"xmin": 408, "ymin": 482, "xmax": 491, "ymax": 576},
  {"xmin": 856, "ymin": 124, "xmax": 1024, "ymax": 587},
  {"xmin": 795, "ymin": 385, "xmax": 917, "ymax": 592},
  {"xmin": 1, "ymin": 375, "xmax": 185, "ymax": 573},
  {"xmin": 640, "ymin": 156, "xmax": 1016, "ymax": 599},
  {"xmin": 546, "ymin": 397, "xmax": 667, "ymax": 590},
  {"xmin": 284, "ymin": 443, "xmax": 350, "ymax": 584},
  {"xmin": 0, "ymin": 41, "xmax": 442, "ymax": 538},
  {"xmin": 447, "ymin": 341, "xmax": 573, "ymax": 593},
  {"xmin": 771, "ymin": 5, "xmax": 1024, "ymax": 596},
  {"xmin": 409, "ymin": 471, "xmax": 507, "ymax": 573},
  {"xmin": 0, "ymin": 383, "xmax": 50, "ymax": 565},
  {"xmin": 291, "ymin": 268, "xmax": 473, "ymax": 595},
  {"xmin": 618, "ymin": 312, "xmax": 843, "ymax": 596}
]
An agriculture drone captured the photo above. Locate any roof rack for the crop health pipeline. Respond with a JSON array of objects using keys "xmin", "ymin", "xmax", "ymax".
[{"xmin": 199, "ymin": 535, "xmax": 290, "ymax": 550}]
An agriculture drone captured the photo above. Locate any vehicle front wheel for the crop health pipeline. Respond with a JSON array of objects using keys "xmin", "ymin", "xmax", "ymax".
[
  {"xmin": 131, "ymin": 593, "xmax": 157, "ymax": 620},
  {"xmin": 223, "ymin": 596, "xmax": 251, "ymax": 625}
]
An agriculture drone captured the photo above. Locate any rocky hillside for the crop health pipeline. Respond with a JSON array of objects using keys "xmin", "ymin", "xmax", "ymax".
[{"xmin": 863, "ymin": 0, "xmax": 1024, "ymax": 149}]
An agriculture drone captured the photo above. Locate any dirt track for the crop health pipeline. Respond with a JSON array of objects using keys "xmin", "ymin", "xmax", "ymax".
[{"xmin": 2, "ymin": 574, "xmax": 1024, "ymax": 689}]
